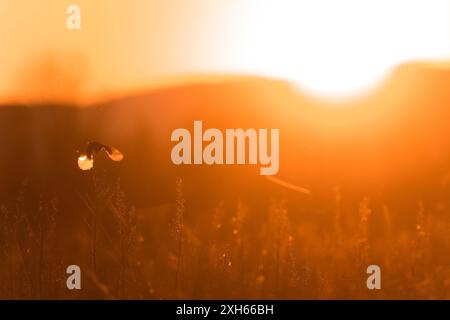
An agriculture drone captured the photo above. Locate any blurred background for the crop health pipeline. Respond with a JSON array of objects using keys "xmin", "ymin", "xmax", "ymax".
[{"xmin": 0, "ymin": 0, "xmax": 450, "ymax": 299}]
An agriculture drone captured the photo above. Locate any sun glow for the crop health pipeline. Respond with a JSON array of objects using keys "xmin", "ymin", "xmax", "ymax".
[
  {"xmin": 223, "ymin": 0, "xmax": 450, "ymax": 98},
  {"xmin": 1, "ymin": 1, "xmax": 449, "ymax": 103}
]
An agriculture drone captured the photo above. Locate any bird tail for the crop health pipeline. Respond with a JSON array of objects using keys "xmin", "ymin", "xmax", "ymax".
[{"xmin": 106, "ymin": 146, "xmax": 124, "ymax": 162}]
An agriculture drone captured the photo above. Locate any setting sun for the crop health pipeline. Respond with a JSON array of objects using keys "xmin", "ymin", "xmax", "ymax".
[
  {"xmin": 224, "ymin": 0, "xmax": 450, "ymax": 97},
  {"xmin": 1, "ymin": 0, "xmax": 449, "ymax": 103}
]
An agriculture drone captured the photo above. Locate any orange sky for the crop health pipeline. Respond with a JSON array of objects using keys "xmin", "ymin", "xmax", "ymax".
[
  {"xmin": 1, "ymin": 0, "xmax": 449, "ymax": 104},
  {"xmin": 0, "ymin": 0, "xmax": 240, "ymax": 104}
]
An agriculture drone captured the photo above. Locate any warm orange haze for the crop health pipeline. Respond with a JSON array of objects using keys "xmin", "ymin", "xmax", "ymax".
[
  {"xmin": 1, "ymin": 0, "xmax": 450, "ymax": 300},
  {"xmin": 2, "ymin": 0, "xmax": 450, "ymax": 103}
]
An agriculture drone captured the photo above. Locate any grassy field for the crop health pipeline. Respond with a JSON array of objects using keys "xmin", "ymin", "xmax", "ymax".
[{"xmin": 0, "ymin": 169, "xmax": 449, "ymax": 299}]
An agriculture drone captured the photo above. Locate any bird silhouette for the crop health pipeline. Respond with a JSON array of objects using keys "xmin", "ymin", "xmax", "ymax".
[{"xmin": 77, "ymin": 141, "xmax": 124, "ymax": 171}]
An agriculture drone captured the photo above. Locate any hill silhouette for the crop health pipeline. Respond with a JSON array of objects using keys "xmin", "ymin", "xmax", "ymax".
[
  {"xmin": 1, "ymin": 65, "xmax": 450, "ymax": 298},
  {"xmin": 1, "ymin": 65, "xmax": 450, "ymax": 207}
]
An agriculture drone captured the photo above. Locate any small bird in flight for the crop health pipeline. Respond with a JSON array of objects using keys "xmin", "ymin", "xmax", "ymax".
[{"xmin": 77, "ymin": 141, "xmax": 124, "ymax": 171}]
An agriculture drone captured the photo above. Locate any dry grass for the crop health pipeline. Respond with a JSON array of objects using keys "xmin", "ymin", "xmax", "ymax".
[{"xmin": 1, "ymin": 173, "xmax": 450, "ymax": 299}]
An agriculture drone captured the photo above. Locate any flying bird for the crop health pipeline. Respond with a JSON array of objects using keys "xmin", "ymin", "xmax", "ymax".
[{"xmin": 77, "ymin": 141, "xmax": 124, "ymax": 171}]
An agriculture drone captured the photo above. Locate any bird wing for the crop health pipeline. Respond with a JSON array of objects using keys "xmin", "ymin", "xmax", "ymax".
[
  {"xmin": 78, "ymin": 154, "xmax": 94, "ymax": 170},
  {"xmin": 106, "ymin": 146, "xmax": 124, "ymax": 162}
]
